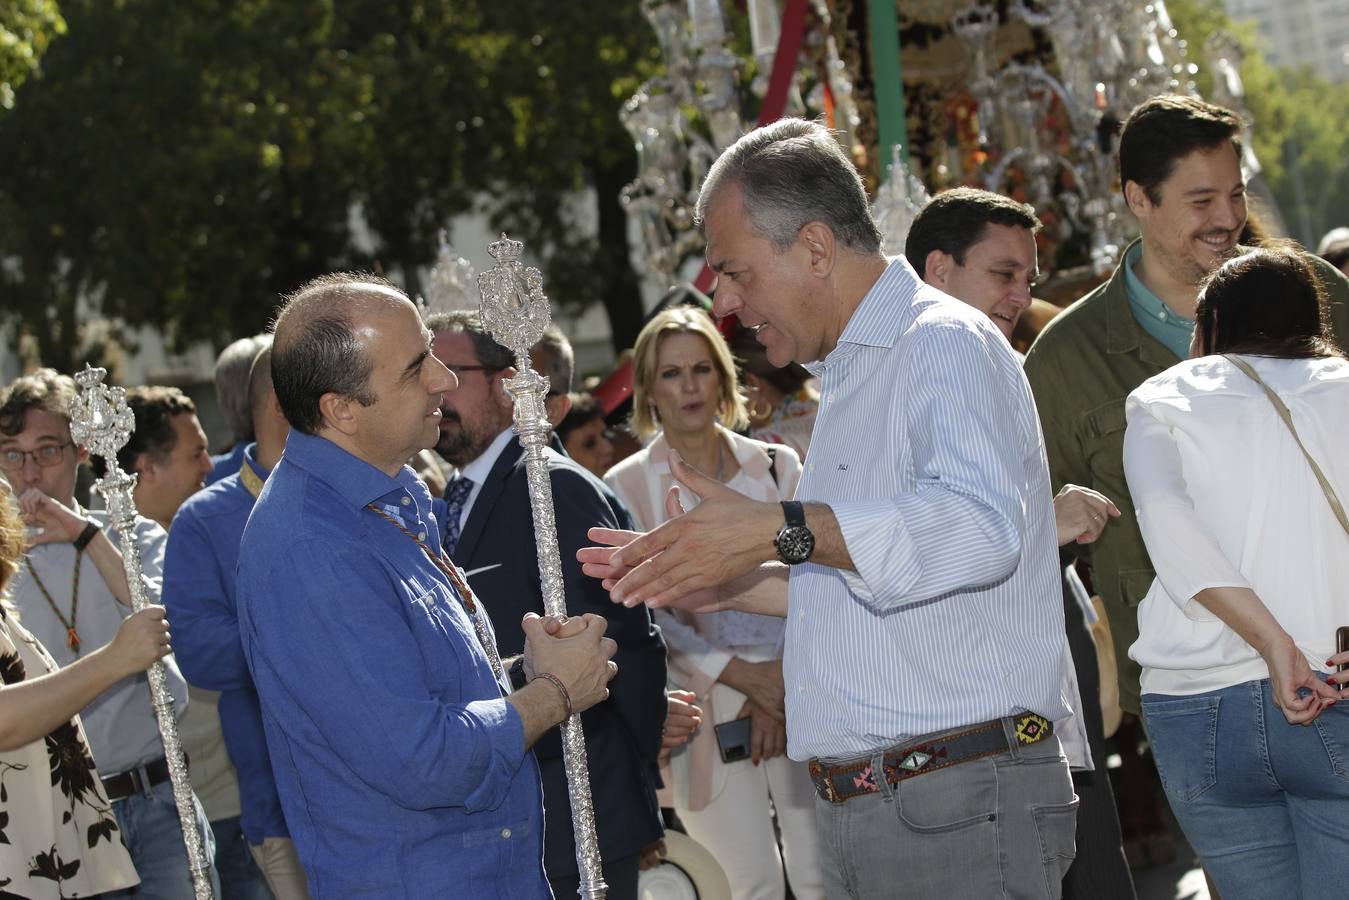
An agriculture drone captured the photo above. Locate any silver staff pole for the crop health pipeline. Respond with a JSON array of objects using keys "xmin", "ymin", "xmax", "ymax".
[
  {"xmin": 478, "ymin": 235, "xmax": 606, "ymax": 899},
  {"xmin": 70, "ymin": 365, "xmax": 215, "ymax": 900}
]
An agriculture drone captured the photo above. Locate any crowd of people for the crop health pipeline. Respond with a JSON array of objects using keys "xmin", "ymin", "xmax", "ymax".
[{"xmin": 1, "ymin": 91, "xmax": 1347, "ymax": 900}]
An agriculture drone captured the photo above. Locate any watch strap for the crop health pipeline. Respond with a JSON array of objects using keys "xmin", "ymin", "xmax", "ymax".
[{"xmin": 781, "ymin": 499, "xmax": 805, "ymax": 527}]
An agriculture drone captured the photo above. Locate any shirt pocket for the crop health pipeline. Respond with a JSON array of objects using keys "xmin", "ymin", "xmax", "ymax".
[{"xmin": 1082, "ymin": 399, "xmax": 1128, "ymax": 491}]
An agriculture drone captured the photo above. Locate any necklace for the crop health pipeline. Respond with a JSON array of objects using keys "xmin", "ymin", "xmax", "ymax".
[
  {"xmin": 24, "ymin": 551, "xmax": 84, "ymax": 655},
  {"xmin": 364, "ymin": 502, "xmax": 506, "ymax": 684}
]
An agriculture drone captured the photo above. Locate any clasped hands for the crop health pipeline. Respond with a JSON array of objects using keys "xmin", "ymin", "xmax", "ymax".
[{"xmin": 521, "ymin": 612, "xmax": 618, "ymax": 718}]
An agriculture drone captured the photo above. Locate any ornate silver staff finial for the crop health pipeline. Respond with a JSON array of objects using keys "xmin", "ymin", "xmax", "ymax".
[
  {"xmin": 476, "ymin": 234, "xmax": 607, "ymax": 900},
  {"xmin": 69, "ymin": 365, "xmax": 216, "ymax": 900},
  {"xmin": 478, "ymin": 233, "xmax": 552, "ymax": 367},
  {"xmin": 69, "ymin": 366, "xmax": 136, "ymax": 464}
]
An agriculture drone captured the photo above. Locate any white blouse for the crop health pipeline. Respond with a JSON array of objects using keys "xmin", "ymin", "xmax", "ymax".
[{"xmin": 1124, "ymin": 354, "xmax": 1349, "ymax": 696}]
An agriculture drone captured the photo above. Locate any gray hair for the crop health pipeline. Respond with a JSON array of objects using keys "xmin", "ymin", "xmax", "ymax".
[
  {"xmin": 694, "ymin": 118, "xmax": 881, "ymax": 254},
  {"xmin": 213, "ymin": 335, "xmax": 271, "ymax": 444}
]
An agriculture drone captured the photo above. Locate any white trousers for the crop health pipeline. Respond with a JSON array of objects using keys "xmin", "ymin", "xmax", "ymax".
[{"xmin": 675, "ymin": 686, "xmax": 826, "ymax": 900}]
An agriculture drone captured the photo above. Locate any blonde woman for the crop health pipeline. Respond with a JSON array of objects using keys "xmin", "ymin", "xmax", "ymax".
[{"xmin": 604, "ymin": 307, "xmax": 823, "ymax": 900}]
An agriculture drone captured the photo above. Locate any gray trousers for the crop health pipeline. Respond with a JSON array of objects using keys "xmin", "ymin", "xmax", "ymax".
[{"xmin": 812, "ymin": 727, "xmax": 1078, "ymax": 899}]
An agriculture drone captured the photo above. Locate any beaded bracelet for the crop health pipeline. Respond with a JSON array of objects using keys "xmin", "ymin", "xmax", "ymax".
[{"xmin": 530, "ymin": 672, "xmax": 573, "ymax": 720}]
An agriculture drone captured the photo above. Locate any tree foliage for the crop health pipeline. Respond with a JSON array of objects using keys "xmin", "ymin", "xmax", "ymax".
[
  {"xmin": 0, "ymin": 0, "xmax": 657, "ymax": 372},
  {"xmin": 0, "ymin": 0, "xmax": 65, "ymax": 108}
]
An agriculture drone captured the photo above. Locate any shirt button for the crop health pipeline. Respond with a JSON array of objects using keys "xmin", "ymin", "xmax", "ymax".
[
  {"xmin": 500, "ymin": 827, "xmax": 512, "ymax": 839},
  {"xmin": 417, "ymin": 531, "xmax": 427, "ymax": 542},
  {"xmin": 401, "ymin": 497, "xmax": 411, "ymax": 507}
]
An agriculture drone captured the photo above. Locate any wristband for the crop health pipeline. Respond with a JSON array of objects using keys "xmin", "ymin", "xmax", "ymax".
[
  {"xmin": 73, "ymin": 520, "xmax": 101, "ymax": 552},
  {"xmin": 530, "ymin": 671, "xmax": 573, "ymax": 720}
]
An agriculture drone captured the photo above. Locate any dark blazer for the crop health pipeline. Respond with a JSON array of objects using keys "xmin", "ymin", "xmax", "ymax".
[{"xmin": 452, "ymin": 438, "xmax": 667, "ymax": 879}]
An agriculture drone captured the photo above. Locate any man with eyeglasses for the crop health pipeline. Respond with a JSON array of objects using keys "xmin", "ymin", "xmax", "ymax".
[
  {"xmin": 426, "ymin": 311, "xmax": 668, "ymax": 900},
  {"xmin": 0, "ymin": 368, "xmax": 219, "ymax": 898}
]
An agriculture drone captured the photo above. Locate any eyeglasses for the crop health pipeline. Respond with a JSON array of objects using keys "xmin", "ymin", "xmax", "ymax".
[{"xmin": 0, "ymin": 441, "xmax": 75, "ymax": 471}]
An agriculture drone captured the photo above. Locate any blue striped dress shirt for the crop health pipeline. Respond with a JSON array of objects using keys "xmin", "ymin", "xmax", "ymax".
[{"xmin": 785, "ymin": 257, "xmax": 1070, "ymax": 761}]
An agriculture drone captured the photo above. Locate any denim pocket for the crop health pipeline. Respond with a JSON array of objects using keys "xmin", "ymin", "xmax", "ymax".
[
  {"xmin": 1142, "ymin": 693, "xmax": 1220, "ymax": 802},
  {"xmin": 1312, "ymin": 705, "xmax": 1349, "ymax": 783},
  {"xmin": 1032, "ymin": 798, "xmax": 1079, "ymax": 894},
  {"xmin": 895, "ymin": 760, "xmax": 998, "ymax": 833}
]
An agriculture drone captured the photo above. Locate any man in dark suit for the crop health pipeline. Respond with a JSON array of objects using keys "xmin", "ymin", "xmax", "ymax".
[{"xmin": 427, "ymin": 311, "xmax": 668, "ymax": 900}]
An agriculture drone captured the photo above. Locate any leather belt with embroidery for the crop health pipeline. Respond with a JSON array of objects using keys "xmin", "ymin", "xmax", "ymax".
[{"xmin": 807, "ymin": 712, "xmax": 1053, "ymax": 804}]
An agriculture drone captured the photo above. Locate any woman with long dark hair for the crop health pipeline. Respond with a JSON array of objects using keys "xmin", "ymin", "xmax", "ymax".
[{"xmin": 1124, "ymin": 245, "xmax": 1349, "ymax": 897}]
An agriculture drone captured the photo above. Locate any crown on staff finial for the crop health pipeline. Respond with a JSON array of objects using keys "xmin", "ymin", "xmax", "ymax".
[
  {"xmin": 477, "ymin": 233, "xmax": 551, "ymax": 361},
  {"xmin": 69, "ymin": 364, "xmax": 136, "ymax": 464},
  {"xmin": 487, "ymin": 234, "xmax": 524, "ymax": 265}
]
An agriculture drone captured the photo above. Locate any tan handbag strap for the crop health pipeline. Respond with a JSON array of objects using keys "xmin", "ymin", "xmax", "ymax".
[{"xmin": 1224, "ymin": 354, "xmax": 1349, "ymax": 537}]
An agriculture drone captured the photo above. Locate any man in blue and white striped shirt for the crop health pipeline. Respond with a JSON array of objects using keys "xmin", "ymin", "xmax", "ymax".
[{"xmin": 588, "ymin": 119, "xmax": 1077, "ymax": 898}]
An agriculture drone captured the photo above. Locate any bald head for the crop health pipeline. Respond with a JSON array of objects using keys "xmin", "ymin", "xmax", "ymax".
[{"xmin": 271, "ymin": 273, "xmax": 412, "ymax": 435}]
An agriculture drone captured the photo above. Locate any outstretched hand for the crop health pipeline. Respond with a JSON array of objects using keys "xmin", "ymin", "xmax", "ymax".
[{"xmin": 578, "ymin": 450, "xmax": 781, "ymax": 609}]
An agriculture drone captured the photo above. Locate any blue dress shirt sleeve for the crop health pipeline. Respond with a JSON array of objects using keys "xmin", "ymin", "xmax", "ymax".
[{"xmin": 163, "ymin": 504, "xmax": 253, "ymax": 691}]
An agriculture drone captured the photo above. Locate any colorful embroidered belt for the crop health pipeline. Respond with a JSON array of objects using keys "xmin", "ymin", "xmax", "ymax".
[{"xmin": 807, "ymin": 712, "xmax": 1054, "ymax": 804}]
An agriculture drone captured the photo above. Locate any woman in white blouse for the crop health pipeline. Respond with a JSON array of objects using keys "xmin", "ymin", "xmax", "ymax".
[
  {"xmin": 604, "ymin": 307, "xmax": 823, "ymax": 900},
  {"xmin": 1124, "ymin": 245, "xmax": 1349, "ymax": 898}
]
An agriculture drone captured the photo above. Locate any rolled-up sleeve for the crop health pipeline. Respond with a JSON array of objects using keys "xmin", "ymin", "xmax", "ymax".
[{"xmin": 834, "ymin": 324, "xmax": 1026, "ymax": 611}]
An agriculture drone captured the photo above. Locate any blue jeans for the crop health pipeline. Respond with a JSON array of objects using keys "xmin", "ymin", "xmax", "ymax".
[
  {"xmin": 210, "ymin": 816, "xmax": 274, "ymax": 900},
  {"xmin": 104, "ymin": 779, "xmax": 222, "ymax": 899},
  {"xmin": 1142, "ymin": 678, "xmax": 1349, "ymax": 899}
]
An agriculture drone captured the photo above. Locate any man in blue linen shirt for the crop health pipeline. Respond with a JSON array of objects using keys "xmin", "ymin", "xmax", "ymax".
[
  {"xmin": 586, "ymin": 120, "xmax": 1076, "ymax": 898},
  {"xmin": 164, "ymin": 341, "xmax": 311, "ymax": 898},
  {"xmin": 237, "ymin": 273, "xmax": 619, "ymax": 898}
]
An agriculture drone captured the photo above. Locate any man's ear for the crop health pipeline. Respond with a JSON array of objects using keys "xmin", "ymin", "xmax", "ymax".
[
  {"xmin": 130, "ymin": 452, "xmax": 157, "ymax": 485},
  {"xmin": 798, "ymin": 221, "xmax": 835, "ymax": 276},
  {"xmin": 318, "ymin": 392, "xmax": 359, "ymax": 437},
  {"xmin": 924, "ymin": 249, "xmax": 953, "ymax": 286},
  {"xmin": 1123, "ymin": 180, "xmax": 1150, "ymax": 217},
  {"xmin": 545, "ymin": 392, "xmax": 572, "ymax": 430}
]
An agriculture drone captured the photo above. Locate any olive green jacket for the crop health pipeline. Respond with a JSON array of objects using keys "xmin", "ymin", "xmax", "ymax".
[{"xmin": 1024, "ymin": 240, "xmax": 1349, "ymax": 713}]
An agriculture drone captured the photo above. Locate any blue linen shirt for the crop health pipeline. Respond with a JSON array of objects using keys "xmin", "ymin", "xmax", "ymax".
[
  {"xmin": 236, "ymin": 430, "xmax": 549, "ymax": 899},
  {"xmin": 786, "ymin": 257, "xmax": 1071, "ymax": 761},
  {"xmin": 163, "ymin": 445, "xmax": 288, "ymax": 844},
  {"xmin": 206, "ymin": 440, "xmax": 248, "ymax": 488}
]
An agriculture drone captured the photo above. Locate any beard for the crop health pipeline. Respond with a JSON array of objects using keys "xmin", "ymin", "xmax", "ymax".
[{"xmin": 434, "ymin": 409, "xmax": 494, "ymax": 468}]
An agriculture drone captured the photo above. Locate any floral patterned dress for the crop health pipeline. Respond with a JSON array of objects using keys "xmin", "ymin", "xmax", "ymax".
[{"xmin": 0, "ymin": 607, "xmax": 137, "ymax": 898}]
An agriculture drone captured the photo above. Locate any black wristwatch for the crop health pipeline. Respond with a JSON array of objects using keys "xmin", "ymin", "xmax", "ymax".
[
  {"xmin": 773, "ymin": 500, "xmax": 815, "ymax": 565},
  {"xmin": 508, "ymin": 656, "xmax": 528, "ymax": 691},
  {"xmin": 73, "ymin": 519, "xmax": 101, "ymax": 553}
]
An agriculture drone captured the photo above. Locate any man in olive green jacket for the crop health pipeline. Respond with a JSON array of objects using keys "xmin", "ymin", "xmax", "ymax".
[{"xmin": 1025, "ymin": 95, "xmax": 1349, "ymax": 716}]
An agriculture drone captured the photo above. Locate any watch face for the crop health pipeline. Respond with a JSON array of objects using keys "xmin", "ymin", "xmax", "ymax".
[{"xmin": 776, "ymin": 524, "xmax": 815, "ymax": 564}]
